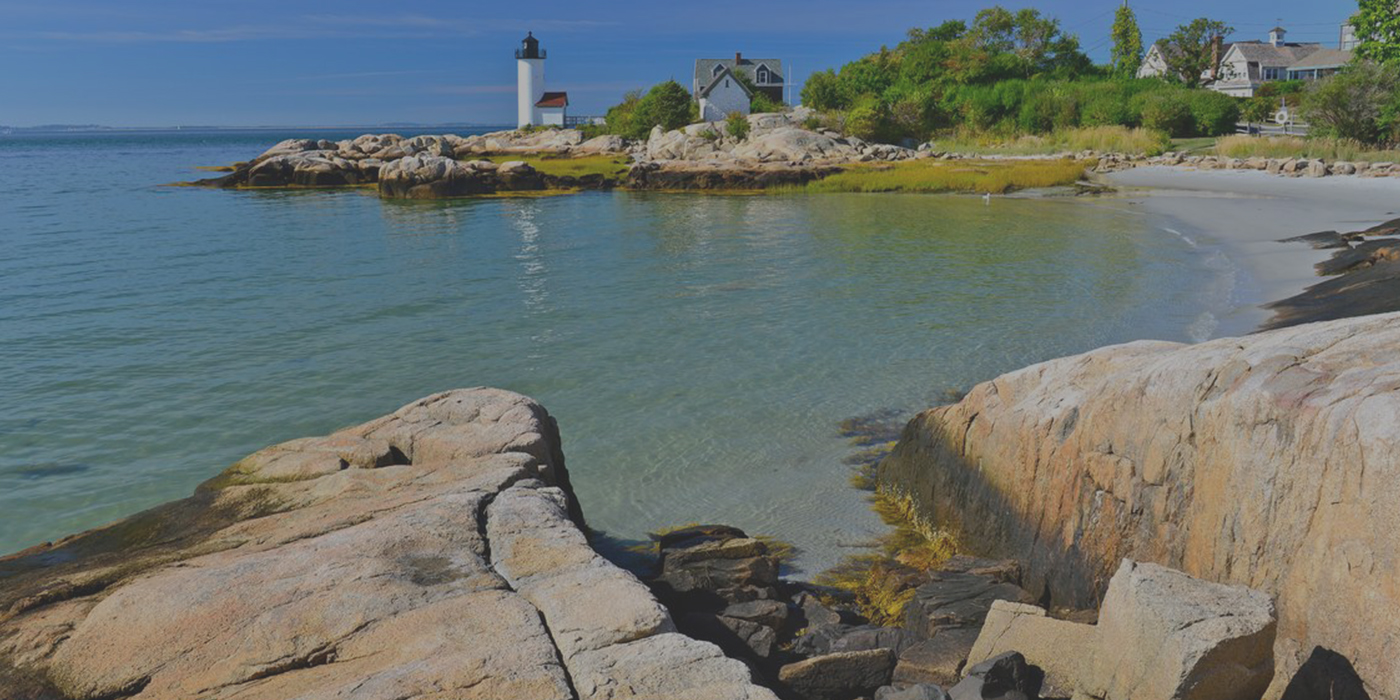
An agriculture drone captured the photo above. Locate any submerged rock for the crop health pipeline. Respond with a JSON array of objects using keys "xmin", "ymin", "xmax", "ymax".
[{"xmin": 0, "ymin": 390, "xmax": 776, "ymax": 700}]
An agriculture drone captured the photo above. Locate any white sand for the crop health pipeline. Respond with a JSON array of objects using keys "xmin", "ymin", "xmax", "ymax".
[{"xmin": 1100, "ymin": 166, "xmax": 1400, "ymax": 333}]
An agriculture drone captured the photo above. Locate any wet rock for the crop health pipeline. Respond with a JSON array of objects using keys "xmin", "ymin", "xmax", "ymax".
[
  {"xmin": 652, "ymin": 524, "xmax": 780, "ymax": 609},
  {"xmin": 779, "ymin": 649, "xmax": 897, "ymax": 700},
  {"xmin": 948, "ymin": 652, "xmax": 1042, "ymax": 700},
  {"xmin": 378, "ymin": 156, "xmax": 494, "ymax": 199},
  {"xmin": 1279, "ymin": 230, "xmax": 1351, "ymax": 250}
]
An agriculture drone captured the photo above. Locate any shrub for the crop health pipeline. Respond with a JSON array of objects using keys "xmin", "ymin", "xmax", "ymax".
[
  {"xmin": 1303, "ymin": 62, "xmax": 1400, "ymax": 145},
  {"xmin": 1186, "ymin": 90, "xmax": 1241, "ymax": 136},
  {"xmin": 1138, "ymin": 93, "xmax": 1195, "ymax": 137},
  {"xmin": 633, "ymin": 80, "xmax": 698, "ymax": 138},
  {"xmin": 725, "ymin": 112, "xmax": 751, "ymax": 139},
  {"xmin": 845, "ymin": 95, "xmax": 889, "ymax": 141},
  {"xmin": 750, "ymin": 92, "xmax": 784, "ymax": 114}
]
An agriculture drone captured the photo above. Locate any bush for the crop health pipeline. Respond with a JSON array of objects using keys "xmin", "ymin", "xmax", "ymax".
[
  {"xmin": 1186, "ymin": 90, "xmax": 1241, "ymax": 136},
  {"xmin": 725, "ymin": 112, "xmax": 751, "ymax": 139},
  {"xmin": 1303, "ymin": 62, "xmax": 1400, "ymax": 146},
  {"xmin": 1137, "ymin": 93, "xmax": 1195, "ymax": 137},
  {"xmin": 846, "ymin": 95, "xmax": 889, "ymax": 141},
  {"xmin": 750, "ymin": 92, "xmax": 784, "ymax": 114},
  {"xmin": 632, "ymin": 80, "xmax": 698, "ymax": 138}
]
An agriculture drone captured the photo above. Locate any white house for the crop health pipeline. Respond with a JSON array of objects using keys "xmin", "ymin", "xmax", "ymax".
[
  {"xmin": 696, "ymin": 67, "xmax": 753, "ymax": 122},
  {"xmin": 693, "ymin": 54, "xmax": 785, "ymax": 122},
  {"xmin": 1139, "ymin": 25, "xmax": 1353, "ymax": 98},
  {"xmin": 516, "ymin": 32, "xmax": 568, "ymax": 127}
]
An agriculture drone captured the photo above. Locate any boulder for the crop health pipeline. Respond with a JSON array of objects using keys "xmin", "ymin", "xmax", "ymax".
[
  {"xmin": 947, "ymin": 652, "xmax": 1042, "ymax": 700},
  {"xmin": 0, "ymin": 390, "xmax": 777, "ymax": 700},
  {"xmin": 877, "ymin": 683, "xmax": 953, "ymax": 700},
  {"xmin": 876, "ymin": 311, "xmax": 1400, "ymax": 696},
  {"xmin": 903, "ymin": 570, "xmax": 1036, "ymax": 640},
  {"xmin": 577, "ymin": 134, "xmax": 628, "ymax": 154},
  {"xmin": 894, "ymin": 629, "xmax": 983, "ymax": 687},
  {"xmin": 651, "ymin": 525, "xmax": 780, "ymax": 609},
  {"xmin": 1083, "ymin": 560, "xmax": 1275, "ymax": 700},
  {"xmin": 378, "ymin": 155, "xmax": 494, "ymax": 198},
  {"xmin": 779, "ymin": 649, "xmax": 897, "ymax": 700},
  {"xmin": 964, "ymin": 601, "xmax": 1094, "ymax": 693}
]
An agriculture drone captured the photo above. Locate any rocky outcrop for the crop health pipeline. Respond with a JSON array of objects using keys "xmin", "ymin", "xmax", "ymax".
[
  {"xmin": 877, "ymin": 312, "xmax": 1400, "ymax": 698},
  {"xmin": 1266, "ymin": 219, "xmax": 1400, "ymax": 330},
  {"xmin": 0, "ymin": 389, "xmax": 775, "ymax": 700},
  {"xmin": 626, "ymin": 160, "xmax": 840, "ymax": 190}
]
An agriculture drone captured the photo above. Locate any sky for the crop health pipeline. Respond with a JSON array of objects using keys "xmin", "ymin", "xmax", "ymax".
[{"xmin": 0, "ymin": 0, "xmax": 1362, "ymax": 127}]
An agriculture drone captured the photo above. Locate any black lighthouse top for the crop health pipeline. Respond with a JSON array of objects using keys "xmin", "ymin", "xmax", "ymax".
[{"xmin": 517, "ymin": 32, "xmax": 545, "ymax": 59}]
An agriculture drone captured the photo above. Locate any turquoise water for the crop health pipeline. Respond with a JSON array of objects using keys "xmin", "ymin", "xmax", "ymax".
[{"xmin": 0, "ymin": 131, "xmax": 1241, "ymax": 572}]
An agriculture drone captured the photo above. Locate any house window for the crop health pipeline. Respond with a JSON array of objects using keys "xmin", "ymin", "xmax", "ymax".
[
  {"xmin": 1263, "ymin": 67, "xmax": 1282, "ymax": 81},
  {"xmin": 713, "ymin": 64, "xmax": 726, "ymax": 77},
  {"xmin": 756, "ymin": 66, "xmax": 770, "ymax": 84}
]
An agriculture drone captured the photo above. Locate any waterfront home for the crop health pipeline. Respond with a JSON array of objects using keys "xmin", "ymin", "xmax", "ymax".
[
  {"xmin": 693, "ymin": 54, "xmax": 784, "ymax": 122},
  {"xmin": 1140, "ymin": 25, "xmax": 1353, "ymax": 98}
]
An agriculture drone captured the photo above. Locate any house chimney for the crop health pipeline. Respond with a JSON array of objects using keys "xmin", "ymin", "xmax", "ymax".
[
  {"xmin": 1210, "ymin": 35, "xmax": 1223, "ymax": 80},
  {"xmin": 735, "ymin": 52, "xmax": 742, "ymax": 63}
]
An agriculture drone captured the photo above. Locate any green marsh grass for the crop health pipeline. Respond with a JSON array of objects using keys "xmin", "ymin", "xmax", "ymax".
[
  {"xmin": 936, "ymin": 126, "xmax": 1170, "ymax": 157},
  {"xmin": 789, "ymin": 158, "xmax": 1088, "ymax": 195}
]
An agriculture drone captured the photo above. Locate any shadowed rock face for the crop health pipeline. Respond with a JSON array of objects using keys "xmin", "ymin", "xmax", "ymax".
[
  {"xmin": 0, "ymin": 389, "xmax": 775, "ymax": 700},
  {"xmin": 877, "ymin": 313, "xmax": 1400, "ymax": 699}
]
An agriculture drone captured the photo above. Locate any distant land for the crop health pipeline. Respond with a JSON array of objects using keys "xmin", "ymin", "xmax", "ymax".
[{"xmin": 0, "ymin": 123, "xmax": 507, "ymax": 135}]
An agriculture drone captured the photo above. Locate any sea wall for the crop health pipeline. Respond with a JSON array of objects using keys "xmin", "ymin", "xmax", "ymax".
[
  {"xmin": 0, "ymin": 389, "xmax": 775, "ymax": 700},
  {"xmin": 877, "ymin": 312, "xmax": 1400, "ymax": 699}
]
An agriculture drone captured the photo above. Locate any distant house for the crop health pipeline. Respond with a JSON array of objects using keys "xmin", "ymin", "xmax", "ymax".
[
  {"xmin": 693, "ymin": 53, "xmax": 784, "ymax": 122},
  {"xmin": 1140, "ymin": 26, "xmax": 1353, "ymax": 98}
]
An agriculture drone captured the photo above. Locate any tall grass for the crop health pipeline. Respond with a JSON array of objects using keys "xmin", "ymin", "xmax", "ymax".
[
  {"xmin": 1214, "ymin": 135, "xmax": 1400, "ymax": 162},
  {"xmin": 937, "ymin": 126, "xmax": 1170, "ymax": 156},
  {"xmin": 792, "ymin": 158, "xmax": 1087, "ymax": 195}
]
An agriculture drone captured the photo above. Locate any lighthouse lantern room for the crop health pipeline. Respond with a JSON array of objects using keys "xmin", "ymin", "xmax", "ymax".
[{"xmin": 517, "ymin": 32, "xmax": 567, "ymax": 128}]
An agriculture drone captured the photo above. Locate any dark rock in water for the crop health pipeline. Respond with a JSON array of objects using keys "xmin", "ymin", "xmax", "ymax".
[
  {"xmin": 876, "ymin": 683, "xmax": 952, "ymax": 700},
  {"xmin": 1280, "ymin": 647, "xmax": 1372, "ymax": 700},
  {"xmin": 903, "ymin": 570, "xmax": 1036, "ymax": 640},
  {"xmin": 1279, "ymin": 230, "xmax": 1351, "ymax": 249},
  {"xmin": 948, "ymin": 652, "xmax": 1043, "ymax": 700},
  {"xmin": 1362, "ymin": 217, "xmax": 1400, "ymax": 236},
  {"xmin": 651, "ymin": 524, "xmax": 780, "ymax": 611},
  {"xmin": 1265, "ymin": 258, "xmax": 1400, "ymax": 330},
  {"xmin": 1315, "ymin": 239, "xmax": 1400, "ymax": 276},
  {"xmin": 779, "ymin": 649, "xmax": 896, "ymax": 700},
  {"xmin": 793, "ymin": 590, "xmax": 863, "ymax": 629},
  {"xmin": 12, "ymin": 463, "xmax": 91, "ymax": 479},
  {"xmin": 894, "ymin": 629, "xmax": 983, "ymax": 687}
]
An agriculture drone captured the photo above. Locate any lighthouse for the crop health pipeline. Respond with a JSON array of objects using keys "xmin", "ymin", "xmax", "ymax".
[{"xmin": 517, "ymin": 33, "xmax": 568, "ymax": 128}]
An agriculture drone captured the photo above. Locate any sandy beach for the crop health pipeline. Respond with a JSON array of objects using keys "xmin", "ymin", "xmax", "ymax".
[{"xmin": 1101, "ymin": 166, "xmax": 1400, "ymax": 333}]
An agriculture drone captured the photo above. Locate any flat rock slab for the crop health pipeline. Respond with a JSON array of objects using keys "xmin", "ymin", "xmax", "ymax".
[{"xmin": 0, "ymin": 389, "xmax": 775, "ymax": 700}]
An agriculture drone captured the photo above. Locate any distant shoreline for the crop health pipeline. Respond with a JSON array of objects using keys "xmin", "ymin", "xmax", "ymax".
[{"xmin": 0, "ymin": 124, "xmax": 514, "ymax": 135}]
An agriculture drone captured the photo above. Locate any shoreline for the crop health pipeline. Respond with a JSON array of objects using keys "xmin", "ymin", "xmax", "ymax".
[{"xmin": 1098, "ymin": 166, "xmax": 1400, "ymax": 334}]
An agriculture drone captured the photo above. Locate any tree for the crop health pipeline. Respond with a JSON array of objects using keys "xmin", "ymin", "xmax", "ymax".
[
  {"xmin": 1110, "ymin": 4, "xmax": 1144, "ymax": 78},
  {"xmin": 1302, "ymin": 61, "xmax": 1400, "ymax": 144},
  {"xmin": 965, "ymin": 6, "xmax": 1090, "ymax": 79},
  {"xmin": 1353, "ymin": 0, "xmax": 1400, "ymax": 65},
  {"xmin": 801, "ymin": 69, "xmax": 845, "ymax": 110},
  {"xmin": 632, "ymin": 81, "xmax": 696, "ymax": 137},
  {"xmin": 1160, "ymin": 18, "xmax": 1234, "ymax": 88}
]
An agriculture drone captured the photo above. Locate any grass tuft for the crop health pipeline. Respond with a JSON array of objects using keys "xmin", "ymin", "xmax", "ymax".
[{"xmin": 471, "ymin": 153, "xmax": 631, "ymax": 179}]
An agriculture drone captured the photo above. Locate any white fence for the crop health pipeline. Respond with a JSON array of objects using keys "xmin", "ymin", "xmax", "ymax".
[{"xmin": 1236, "ymin": 122, "xmax": 1311, "ymax": 137}]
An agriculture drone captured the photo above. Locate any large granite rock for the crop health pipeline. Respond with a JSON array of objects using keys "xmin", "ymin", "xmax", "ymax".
[
  {"xmin": 1083, "ymin": 560, "xmax": 1275, "ymax": 700},
  {"xmin": 0, "ymin": 389, "xmax": 775, "ymax": 700},
  {"xmin": 877, "ymin": 312, "xmax": 1400, "ymax": 698}
]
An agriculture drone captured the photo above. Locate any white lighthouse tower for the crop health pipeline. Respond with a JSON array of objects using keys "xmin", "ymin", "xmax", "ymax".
[{"xmin": 517, "ymin": 32, "xmax": 546, "ymax": 127}]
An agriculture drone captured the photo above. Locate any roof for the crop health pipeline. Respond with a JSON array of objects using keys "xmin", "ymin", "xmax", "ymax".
[
  {"xmin": 1228, "ymin": 41, "xmax": 1321, "ymax": 66},
  {"xmin": 697, "ymin": 67, "xmax": 753, "ymax": 99},
  {"xmin": 1288, "ymin": 48, "xmax": 1352, "ymax": 70},
  {"xmin": 535, "ymin": 92, "xmax": 568, "ymax": 108},
  {"xmin": 693, "ymin": 57, "xmax": 784, "ymax": 89}
]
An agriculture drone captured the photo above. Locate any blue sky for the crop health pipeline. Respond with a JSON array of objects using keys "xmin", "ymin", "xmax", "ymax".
[{"xmin": 0, "ymin": 0, "xmax": 1360, "ymax": 127}]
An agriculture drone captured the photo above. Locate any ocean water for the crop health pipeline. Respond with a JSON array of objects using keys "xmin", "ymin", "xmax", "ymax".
[{"xmin": 0, "ymin": 130, "xmax": 1244, "ymax": 573}]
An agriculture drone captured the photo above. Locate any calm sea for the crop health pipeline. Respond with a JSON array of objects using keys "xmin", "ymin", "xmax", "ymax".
[{"xmin": 0, "ymin": 129, "xmax": 1247, "ymax": 572}]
